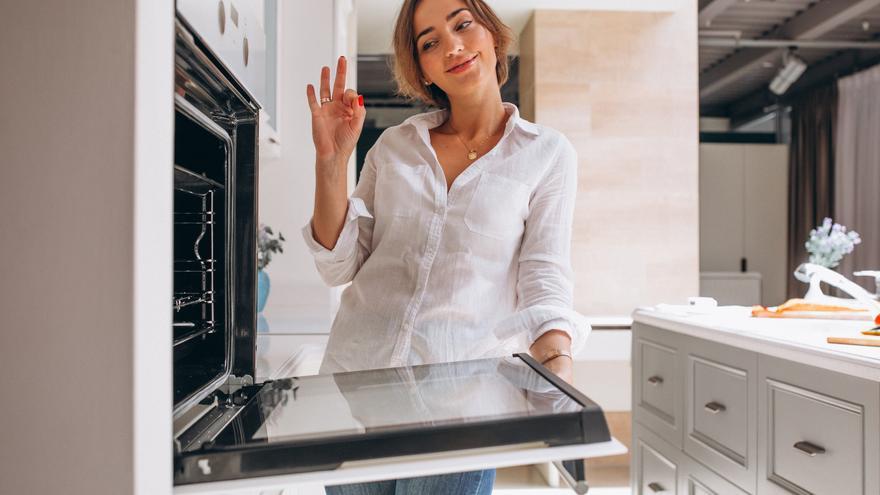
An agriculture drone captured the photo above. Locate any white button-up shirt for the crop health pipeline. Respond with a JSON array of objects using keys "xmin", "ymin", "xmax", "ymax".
[{"xmin": 302, "ymin": 102, "xmax": 589, "ymax": 374}]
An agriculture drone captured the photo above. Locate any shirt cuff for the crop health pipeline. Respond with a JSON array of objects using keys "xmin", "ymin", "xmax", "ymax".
[
  {"xmin": 492, "ymin": 305, "xmax": 591, "ymax": 356},
  {"xmin": 300, "ymin": 197, "xmax": 373, "ymax": 263}
]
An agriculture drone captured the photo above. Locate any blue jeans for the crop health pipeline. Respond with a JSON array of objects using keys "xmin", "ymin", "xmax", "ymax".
[{"xmin": 324, "ymin": 468, "xmax": 496, "ymax": 495}]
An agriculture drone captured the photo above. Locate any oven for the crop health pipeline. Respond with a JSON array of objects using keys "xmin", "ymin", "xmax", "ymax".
[{"xmin": 171, "ymin": 5, "xmax": 614, "ymax": 492}]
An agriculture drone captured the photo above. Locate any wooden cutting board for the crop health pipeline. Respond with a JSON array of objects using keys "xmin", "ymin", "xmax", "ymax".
[{"xmin": 827, "ymin": 336, "xmax": 880, "ymax": 347}]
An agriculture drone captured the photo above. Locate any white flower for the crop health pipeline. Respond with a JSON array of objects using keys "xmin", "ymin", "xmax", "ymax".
[{"xmin": 804, "ymin": 217, "xmax": 861, "ymax": 268}]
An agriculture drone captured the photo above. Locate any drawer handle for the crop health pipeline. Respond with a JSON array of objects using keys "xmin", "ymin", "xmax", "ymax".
[
  {"xmin": 703, "ymin": 401, "xmax": 726, "ymax": 414},
  {"xmin": 647, "ymin": 375, "xmax": 664, "ymax": 386},
  {"xmin": 647, "ymin": 481, "xmax": 665, "ymax": 492},
  {"xmin": 793, "ymin": 441, "xmax": 826, "ymax": 457}
]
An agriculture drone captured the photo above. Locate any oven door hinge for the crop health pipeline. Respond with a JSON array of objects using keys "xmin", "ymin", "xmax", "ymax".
[{"xmin": 219, "ymin": 374, "xmax": 254, "ymax": 395}]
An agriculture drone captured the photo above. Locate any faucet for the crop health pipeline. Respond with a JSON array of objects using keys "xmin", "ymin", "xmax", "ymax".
[{"xmin": 854, "ymin": 271, "xmax": 880, "ymax": 301}]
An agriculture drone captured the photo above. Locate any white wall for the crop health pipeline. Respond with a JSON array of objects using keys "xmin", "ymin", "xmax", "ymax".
[
  {"xmin": 1, "ymin": 1, "xmax": 174, "ymax": 494},
  {"xmin": 258, "ymin": 0, "xmax": 358, "ymax": 334}
]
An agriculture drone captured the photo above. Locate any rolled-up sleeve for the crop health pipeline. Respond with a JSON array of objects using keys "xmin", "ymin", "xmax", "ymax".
[
  {"xmin": 300, "ymin": 146, "xmax": 378, "ymax": 287},
  {"xmin": 513, "ymin": 136, "xmax": 589, "ymax": 354}
]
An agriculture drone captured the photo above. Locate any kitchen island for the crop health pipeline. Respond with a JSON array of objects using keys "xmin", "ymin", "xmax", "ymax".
[{"xmin": 631, "ymin": 305, "xmax": 880, "ymax": 494}]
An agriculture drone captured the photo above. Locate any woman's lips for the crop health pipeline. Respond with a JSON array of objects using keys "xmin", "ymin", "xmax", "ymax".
[{"xmin": 447, "ymin": 54, "xmax": 478, "ymax": 73}]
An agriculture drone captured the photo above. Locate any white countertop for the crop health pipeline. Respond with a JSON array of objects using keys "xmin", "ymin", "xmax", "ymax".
[{"xmin": 632, "ymin": 305, "xmax": 880, "ymax": 381}]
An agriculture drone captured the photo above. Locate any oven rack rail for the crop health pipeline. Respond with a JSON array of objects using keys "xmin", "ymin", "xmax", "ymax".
[{"xmin": 173, "ymin": 321, "xmax": 217, "ymax": 347}]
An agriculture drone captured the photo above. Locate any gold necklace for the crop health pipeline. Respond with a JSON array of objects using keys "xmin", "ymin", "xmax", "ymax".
[{"xmin": 447, "ymin": 119, "xmax": 501, "ymax": 160}]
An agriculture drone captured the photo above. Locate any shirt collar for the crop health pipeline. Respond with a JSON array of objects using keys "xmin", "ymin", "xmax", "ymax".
[{"xmin": 403, "ymin": 102, "xmax": 541, "ymax": 146}]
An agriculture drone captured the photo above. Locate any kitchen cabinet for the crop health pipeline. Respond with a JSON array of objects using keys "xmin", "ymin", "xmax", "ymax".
[
  {"xmin": 699, "ymin": 144, "xmax": 788, "ymax": 306},
  {"xmin": 632, "ymin": 305, "xmax": 880, "ymax": 494}
]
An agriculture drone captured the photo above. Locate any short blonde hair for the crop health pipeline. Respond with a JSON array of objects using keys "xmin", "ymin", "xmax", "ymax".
[{"xmin": 391, "ymin": 0, "xmax": 514, "ymax": 108}]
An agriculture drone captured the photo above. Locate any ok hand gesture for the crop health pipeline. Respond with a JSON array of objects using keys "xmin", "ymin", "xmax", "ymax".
[{"xmin": 306, "ymin": 56, "xmax": 366, "ymax": 167}]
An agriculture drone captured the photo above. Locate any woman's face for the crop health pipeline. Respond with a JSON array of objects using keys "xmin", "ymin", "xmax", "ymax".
[{"xmin": 412, "ymin": 0, "xmax": 498, "ymax": 99}]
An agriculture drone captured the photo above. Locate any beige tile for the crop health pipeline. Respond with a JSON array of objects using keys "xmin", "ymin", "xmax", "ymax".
[{"xmin": 520, "ymin": 6, "xmax": 700, "ymax": 317}]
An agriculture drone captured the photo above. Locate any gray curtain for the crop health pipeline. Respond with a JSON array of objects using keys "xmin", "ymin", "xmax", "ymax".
[
  {"xmin": 787, "ymin": 85, "xmax": 837, "ymax": 299},
  {"xmin": 835, "ymin": 63, "xmax": 880, "ymax": 293}
]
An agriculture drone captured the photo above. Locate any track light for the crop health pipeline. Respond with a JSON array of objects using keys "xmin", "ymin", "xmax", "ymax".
[{"xmin": 769, "ymin": 50, "xmax": 807, "ymax": 95}]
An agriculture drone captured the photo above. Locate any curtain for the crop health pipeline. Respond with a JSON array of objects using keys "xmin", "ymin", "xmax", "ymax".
[
  {"xmin": 835, "ymin": 63, "xmax": 880, "ymax": 293},
  {"xmin": 787, "ymin": 85, "xmax": 837, "ymax": 299}
]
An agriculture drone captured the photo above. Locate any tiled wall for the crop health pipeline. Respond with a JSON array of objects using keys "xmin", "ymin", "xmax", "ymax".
[{"xmin": 519, "ymin": 6, "xmax": 700, "ymax": 317}]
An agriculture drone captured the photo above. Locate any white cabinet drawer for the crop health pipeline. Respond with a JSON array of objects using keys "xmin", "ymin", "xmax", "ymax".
[
  {"xmin": 684, "ymin": 340, "xmax": 757, "ymax": 493},
  {"xmin": 633, "ymin": 423, "xmax": 680, "ymax": 495},
  {"xmin": 758, "ymin": 355, "xmax": 880, "ymax": 495},
  {"xmin": 633, "ymin": 323, "xmax": 684, "ymax": 448},
  {"xmin": 682, "ymin": 455, "xmax": 749, "ymax": 495},
  {"xmin": 642, "ymin": 340, "xmax": 677, "ymax": 421}
]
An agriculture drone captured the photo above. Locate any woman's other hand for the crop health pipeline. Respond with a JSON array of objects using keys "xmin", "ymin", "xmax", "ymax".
[
  {"xmin": 306, "ymin": 56, "xmax": 366, "ymax": 167},
  {"xmin": 530, "ymin": 329, "xmax": 574, "ymax": 384}
]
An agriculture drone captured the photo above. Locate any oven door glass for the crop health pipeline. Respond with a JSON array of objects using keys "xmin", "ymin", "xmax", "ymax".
[{"xmin": 174, "ymin": 353, "xmax": 610, "ymax": 485}]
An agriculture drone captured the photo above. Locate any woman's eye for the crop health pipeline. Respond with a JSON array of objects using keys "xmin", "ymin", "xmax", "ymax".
[{"xmin": 421, "ymin": 21, "xmax": 471, "ymax": 51}]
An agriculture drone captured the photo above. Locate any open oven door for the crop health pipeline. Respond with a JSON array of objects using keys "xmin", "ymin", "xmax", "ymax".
[{"xmin": 172, "ymin": 353, "xmax": 619, "ymax": 492}]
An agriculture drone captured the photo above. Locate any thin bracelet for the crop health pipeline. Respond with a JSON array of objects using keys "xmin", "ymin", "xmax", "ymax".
[{"xmin": 540, "ymin": 350, "xmax": 572, "ymax": 365}]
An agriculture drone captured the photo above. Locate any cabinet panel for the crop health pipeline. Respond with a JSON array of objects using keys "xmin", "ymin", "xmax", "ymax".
[
  {"xmin": 633, "ymin": 423, "xmax": 680, "ymax": 495},
  {"xmin": 633, "ymin": 323, "xmax": 685, "ymax": 448},
  {"xmin": 684, "ymin": 338, "xmax": 757, "ymax": 493},
  {"xmin": 681, "ymin": 454, "xmax": 749, "ymax": 495},
  {"xmin": 742, "ymin": 145, "xmax": 787, "ymax": 306},
  {"xmin": 699, "ymin": 144, "xmax": 745, "ymax": 273},
  {"xmin": 691, "ymin": 358, "xmax": 748, "ymax": 460},
  {"xmin": 758, "ymin": 355, "xmax": 880, "ymax": 495}
]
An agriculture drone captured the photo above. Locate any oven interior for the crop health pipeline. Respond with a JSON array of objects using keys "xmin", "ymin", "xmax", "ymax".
[
  {"xmin": 172, "ymin": 17, "xmax": 259, "ymax": 425},
  {"xmin": 173, "ymin": 112, "xmax": 230, "ymax": 406}
]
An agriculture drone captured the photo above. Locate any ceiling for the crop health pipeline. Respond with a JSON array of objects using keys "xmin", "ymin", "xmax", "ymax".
[{"xmin": 698, "ymin": 0, "xmax": 880, "ymax": 122}]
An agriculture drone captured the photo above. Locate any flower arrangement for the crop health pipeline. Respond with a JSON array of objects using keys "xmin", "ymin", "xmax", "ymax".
[
  {"xmin": 257, "ymin": 223, "xmax": 285, "ymax": 271},
  {"xmin": 805, "ymin": 217, "xmax": 860, "ymax": 268}
]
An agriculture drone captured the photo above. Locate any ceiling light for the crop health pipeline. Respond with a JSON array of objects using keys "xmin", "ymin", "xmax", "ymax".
[{"xmin": 769, "ymin": 50, "xmax": 807, "ymax": 95}]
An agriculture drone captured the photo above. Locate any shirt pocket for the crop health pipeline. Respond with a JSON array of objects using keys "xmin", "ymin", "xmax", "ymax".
[
  {"xmin": 375, "ymin": 163, "xmax": 428, "ymax": 218},
  {"xmin": 464, "ymin": 171, "xmax": 530, "ymax": 240}
]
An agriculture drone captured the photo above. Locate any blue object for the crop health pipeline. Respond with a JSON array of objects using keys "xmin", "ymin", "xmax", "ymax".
[{"xmin": 257, "ymin": 270, "xmax": 270, "ymax": 313}]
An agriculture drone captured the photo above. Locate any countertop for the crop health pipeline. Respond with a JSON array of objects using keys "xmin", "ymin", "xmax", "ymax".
[{"xmin": 632, "ymin": 305, "xmax": 880, "ymax": 381}]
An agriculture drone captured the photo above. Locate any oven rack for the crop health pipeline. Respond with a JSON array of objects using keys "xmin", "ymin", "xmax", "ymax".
[
  {"xmin": 173, "ymin": 322, "xmax": 217, "ymax": 347},
  {"xmin": 174, "ymin": 259, "xmax": 216, "ymax": 273},
  {"xmin": 173, "ymin": 290, "xmax": 215, "ymax": 311},
  {"xmin": 174, "ymin": 165, "xmax": 225, "ymax": 195}
]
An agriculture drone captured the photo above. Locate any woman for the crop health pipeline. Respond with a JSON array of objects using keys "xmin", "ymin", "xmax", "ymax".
[{"xmin": 302, "ymin": 0, "xmax": 589, "ymax": 492}]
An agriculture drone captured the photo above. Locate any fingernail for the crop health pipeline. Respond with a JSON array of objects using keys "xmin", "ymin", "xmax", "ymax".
[{"xmin": 358, "ymin": 95, "xmax": 364, "ymax": 107}]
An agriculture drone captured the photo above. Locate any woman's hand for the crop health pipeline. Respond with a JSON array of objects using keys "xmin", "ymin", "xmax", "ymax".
[
  {"xmin": 306, "ymin": 56, "xmax": 366, "ymax": 167},
  {"xmin": 530, "ymin": 329, "xmax": 574, "ymax": 384}
]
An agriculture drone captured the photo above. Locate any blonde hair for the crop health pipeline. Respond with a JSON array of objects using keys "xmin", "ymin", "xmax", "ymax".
[{"xmin": 391, "ymin": 0, "xmax": 514, "ymax": 108}]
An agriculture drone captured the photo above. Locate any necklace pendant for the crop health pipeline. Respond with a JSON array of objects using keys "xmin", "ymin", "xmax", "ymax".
[{"xmin": 468, "ymin": 150, "xmax": 477, "ymax": 160}]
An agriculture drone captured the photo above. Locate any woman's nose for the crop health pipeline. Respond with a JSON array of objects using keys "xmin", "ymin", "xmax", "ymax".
[{"xmin": 445, "ymin": 36, "xmax": 464, "ymax": 58}]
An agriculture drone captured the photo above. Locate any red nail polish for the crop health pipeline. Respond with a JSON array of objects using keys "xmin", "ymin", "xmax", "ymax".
[{"xmin": 358, "ymin": 95, "xmax": 364, "ymax": 107}]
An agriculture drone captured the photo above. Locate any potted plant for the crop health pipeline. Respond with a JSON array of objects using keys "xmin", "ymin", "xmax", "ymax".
[{"xmin": 257, "ymin": 223, "xmax": 285, "ymax": 313}]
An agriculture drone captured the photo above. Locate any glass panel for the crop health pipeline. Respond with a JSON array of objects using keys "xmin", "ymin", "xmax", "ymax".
[{"xmin": 220, "ymin": 356, "xmax": 582, "ymax": 446}]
